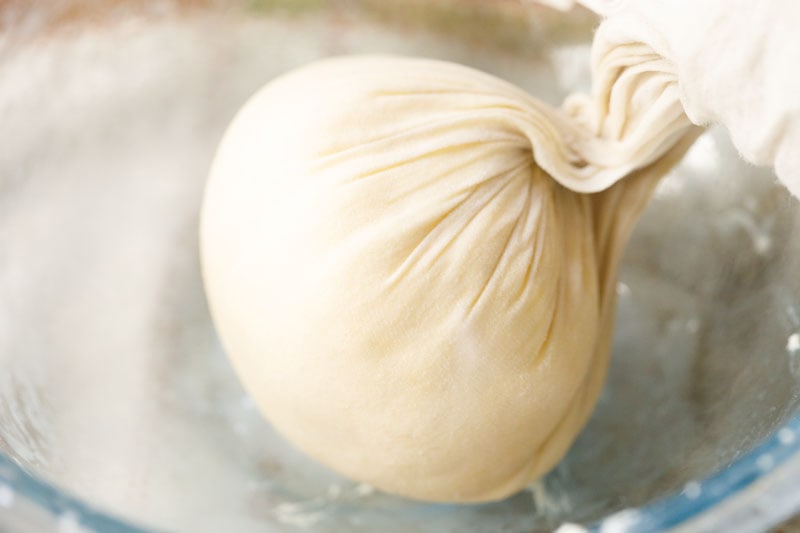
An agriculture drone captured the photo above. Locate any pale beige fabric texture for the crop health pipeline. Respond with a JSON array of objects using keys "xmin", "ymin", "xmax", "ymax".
[{"xmin": 200, "ymin": 52, "xmax": 698, "ymax": 502}]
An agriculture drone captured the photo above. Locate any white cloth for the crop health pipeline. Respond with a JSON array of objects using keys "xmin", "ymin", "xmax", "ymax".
[
  {"xmin": 200, "ymin": 55, "xmax": 697, "ymax": 503},
  {"xmin": 548, "ymin": 0, "xmax": 800, "ymax": 197},
  {"xmin": 202, "ymin": 0, "xmax": 800, "ymax": 503}
]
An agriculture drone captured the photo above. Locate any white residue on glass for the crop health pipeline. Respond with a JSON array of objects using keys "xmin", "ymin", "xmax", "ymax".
[
  {"xmin": 777, "ymin": 427, "xmax": 797, "ymax": 446},
  {"xmin": 554, "ymin": 523, "xmax": 589, "ymax": 533},
  {"xmin": 682, "ymin": 480, "xmax": 701, "ymax": 500},
  {"xmin": 273, "ymin": 501, "xmax": 325, "ymax": 529},
  {"xmin": 756, "ymin": 454, "xmax": 775, "ymax": 472},
  {"xmin": 354, "ymin": 483, "xmax": 375, "ymax": 497},
  {"xmin": 616, "ymin": 281, "xmax": 631, "ymax": 297},
  {"xmin": 787, "ymin": 332, "xmax": 800, "ymax": 353},
  {"xmin": 57, "ymin": 510, "xmax": 81, "ymax": 533},
  {"xmin": 599, "ymin": 508, "xmax": 641, "ymax": 533},
  {"xmin": 0, "ymin": 483, "xmax": 15, "ymax": 508}
]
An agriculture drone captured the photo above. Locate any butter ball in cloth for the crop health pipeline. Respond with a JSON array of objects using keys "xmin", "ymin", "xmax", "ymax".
[{"xmin": 200, "ymin": 55, "xmax": 697, "ymax": 502}]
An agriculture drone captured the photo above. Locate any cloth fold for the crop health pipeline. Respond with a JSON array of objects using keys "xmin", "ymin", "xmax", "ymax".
[{"xmin": 542, "ymin": 0, "xmax": 800, "ymax": 197}]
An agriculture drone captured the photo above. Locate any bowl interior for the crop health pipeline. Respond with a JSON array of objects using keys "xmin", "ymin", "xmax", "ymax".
[{"xmin": 1, "ymin": 2, "xmax": 799, "ymax": 532}]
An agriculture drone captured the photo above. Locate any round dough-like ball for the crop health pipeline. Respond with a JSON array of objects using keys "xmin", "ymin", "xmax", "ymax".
[{"xmin": 201, "ymin": 56, "xmax": 619, "ymax": 502}]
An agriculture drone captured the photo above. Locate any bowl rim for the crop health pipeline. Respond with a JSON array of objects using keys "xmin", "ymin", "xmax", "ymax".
[
  {"xmin": 588, "ymin": 410, "xmax": 800, "ymax": 533},
  {"xmin": 2, "ymin": 410, "xmax": 800, "ymax": 532},
  {"xmin": 0, "ymin": 452, "xmax": 149, "ymax": 532}
]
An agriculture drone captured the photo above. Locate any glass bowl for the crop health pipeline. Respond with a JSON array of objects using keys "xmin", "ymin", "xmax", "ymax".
[{"xmin": 1, "ymin": 1, "xmax": 799, "ymax": 531}]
